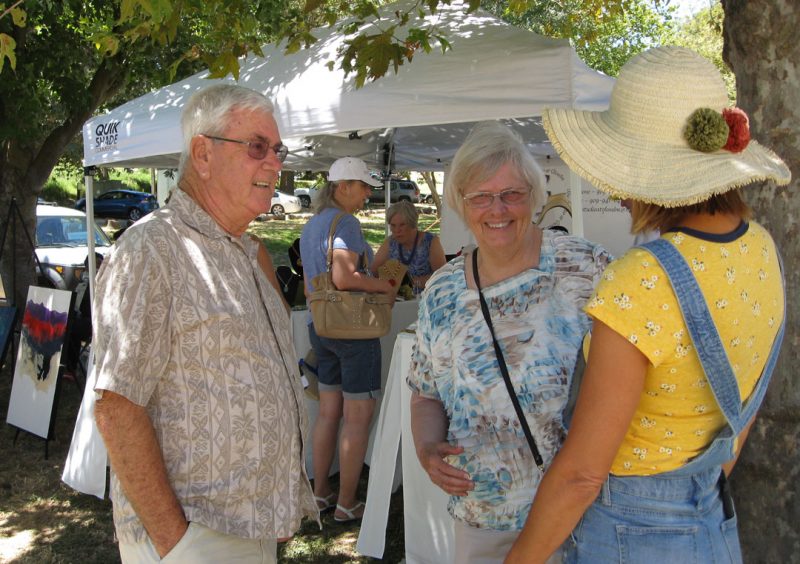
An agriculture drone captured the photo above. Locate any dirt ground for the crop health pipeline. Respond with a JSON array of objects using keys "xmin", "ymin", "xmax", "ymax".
[{"xmin": 0, "ymin": 356, "xmax": 405, "ymax": 563}]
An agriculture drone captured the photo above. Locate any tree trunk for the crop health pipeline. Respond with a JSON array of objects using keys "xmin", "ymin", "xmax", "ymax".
[
  {"xmin": 420, "ymin": 171, "xmax": 442, "ymax": 216},
  {"xmin": 0, "ymin": 166, "xmax": 38, "ymax": 308},
  {"xmin": 722, "ymin": 1, "xmax": 800, "ymax": 562},
  {"xmin": 279, "ymin": 170, "xmax": 295, "ymax": 194}
]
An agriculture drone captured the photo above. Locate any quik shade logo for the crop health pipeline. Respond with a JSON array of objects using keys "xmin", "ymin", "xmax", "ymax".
[{"xmin": 94, "ymin": 120, "xmax": 120, "ymax": 151}]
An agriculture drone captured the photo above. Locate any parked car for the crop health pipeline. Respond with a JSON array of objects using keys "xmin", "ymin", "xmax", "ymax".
[
  {"xmin": 75, "ymin": 189, "xmax": 158, "ymax": 222},
  {"xmin": 420, "ymin": 190, "xmax": 443, "ymax": 204},
  {"xmin": 293, "ymin": 183, "xmax": 322, "ymax": 208},
  {"xmin": 35, "ymin": 205, "xmax": 112, "ymax": 291},
  {"xmin": 271, "ymin": 191, "xmax": 302, "ymax": 216},
  {"xmin": 368, "ymin": 179, "xmax": 420, "ymax": 204}
]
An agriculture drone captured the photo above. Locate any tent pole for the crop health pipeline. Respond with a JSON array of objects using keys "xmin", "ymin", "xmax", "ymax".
[
  {"xmin": 150, "ymin": 168, "xmax": 157, "ymax": 195},
  {"xmin": 569, "ymin": 170, "xmax": 584, "ymax": 237},
  {"xmin": 84, "ymin": 167, "xmax": 98, "ymax": 330}
]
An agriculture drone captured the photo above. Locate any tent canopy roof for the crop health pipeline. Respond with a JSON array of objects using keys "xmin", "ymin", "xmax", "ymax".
[{"xmin": 82, "ymin": 0, "xmax": 613, "ymax": 171}]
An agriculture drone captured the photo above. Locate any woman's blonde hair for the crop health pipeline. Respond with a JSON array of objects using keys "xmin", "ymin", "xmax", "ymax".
[
  {"xmin": 631, "ymin": 189, "xmax": 751, "ymax": 234},
  {"xmin": 313, "ymin": 180, "xmax": 342, "ymax": 213},
  {"xmin": 445, "ymin": 121, "xmax": 547, "ymax": 220}
]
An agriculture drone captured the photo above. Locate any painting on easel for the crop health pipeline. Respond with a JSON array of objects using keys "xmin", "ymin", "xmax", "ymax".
[{"xmin": 7, "ymin": 286, "xmax": 72, "ymax": 439}]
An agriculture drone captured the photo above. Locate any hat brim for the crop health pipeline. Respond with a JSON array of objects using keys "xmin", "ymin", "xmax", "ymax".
[{"xmin": 543, "ymin": 108, "xmax": 791, "ymax": 207}]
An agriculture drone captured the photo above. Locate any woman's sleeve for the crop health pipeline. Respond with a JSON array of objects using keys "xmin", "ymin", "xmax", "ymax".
[
  {"xmin": 585, "ymin": 249, "xmax": 680, "ymax": 367},
  {"xmin": 332, "ymin": 214, "xmax": 366, "ymax": 253}
]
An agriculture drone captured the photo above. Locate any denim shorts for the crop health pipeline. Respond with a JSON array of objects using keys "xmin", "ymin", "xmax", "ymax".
[
  {"xmin": 308, "ymin": 324, "xmax": 381, "ymax": 400},
  {"xmin": 565, "ymin": 468, "xmax": 742, "ymax": 564}
]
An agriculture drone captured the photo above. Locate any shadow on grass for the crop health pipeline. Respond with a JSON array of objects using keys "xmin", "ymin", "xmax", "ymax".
[{"xmin": 1, "ymin": 361, "xmax": 406, "ymax": 563}]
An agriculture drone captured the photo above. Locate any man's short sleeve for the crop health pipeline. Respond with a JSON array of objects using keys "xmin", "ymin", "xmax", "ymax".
[{"xmin": 93, "ymin": 232, "xmax": 172, "ymax": 406}]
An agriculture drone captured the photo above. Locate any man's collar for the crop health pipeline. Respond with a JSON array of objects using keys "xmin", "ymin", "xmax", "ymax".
[{"xmin": 172, "ymin": 187, "xmax": 240, "ymax": 242}]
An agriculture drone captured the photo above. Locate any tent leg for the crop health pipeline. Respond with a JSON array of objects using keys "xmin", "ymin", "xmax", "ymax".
[{"xmin": 569, "ymin": 171, "xmax": 584, "ymax": 237}]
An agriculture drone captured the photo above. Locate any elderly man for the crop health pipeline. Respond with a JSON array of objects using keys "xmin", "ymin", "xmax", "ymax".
[{"xmin": 94, "ymin": 84, "xmax": 316, "ymax": 563}]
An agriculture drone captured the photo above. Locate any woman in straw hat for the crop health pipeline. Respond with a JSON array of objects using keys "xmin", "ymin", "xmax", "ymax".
[
  {"xmin": 505, "ymin": 46, "xmax": 790, "ymax": 563},
  {"xmin": 409, "ymin": 121, "xmax": 611, "ymax": 563}
]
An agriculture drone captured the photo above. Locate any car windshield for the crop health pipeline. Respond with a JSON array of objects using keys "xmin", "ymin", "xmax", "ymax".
[{"xmin": 37, "ymin": 215, "xmax": 112, "ymax": 248}]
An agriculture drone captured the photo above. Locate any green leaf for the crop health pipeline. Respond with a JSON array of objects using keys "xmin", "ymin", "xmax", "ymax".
[
  {"xmin": 10, "ymin": 5, "xmax": 25, "ymax": 27},
  {"xmin": 0, "ymin": 32, "xmax": 16, "ymax": 72},
  {"xmin": 166, "ymin": 55, "xmax": 183, "ymax": 81},
  {"xmin": 119, "ymin": 0, "xmax": 138, "ymax": 23},
  {"xmin": 304, "ymin": 0, "xmax": 325, "ymax": 14},
  {"xmin": 94, "ymin": 34, "xmax": 120, "ymax": 56}
]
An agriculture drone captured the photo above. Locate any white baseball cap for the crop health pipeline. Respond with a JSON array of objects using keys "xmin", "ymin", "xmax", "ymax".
[{"xmin": 328, "ymin": 157, "xmax": 382, "ymax": 187}]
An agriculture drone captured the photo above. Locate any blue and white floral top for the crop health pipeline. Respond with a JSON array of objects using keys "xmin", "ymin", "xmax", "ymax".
[{"xmin": 408, "ymin": 230, "xmax": 611, "ymax": 530}]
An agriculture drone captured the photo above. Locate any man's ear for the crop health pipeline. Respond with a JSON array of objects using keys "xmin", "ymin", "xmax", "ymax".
[{"xmin": 190, "ymin": 135, "xmax": 212, "ymax": 178}]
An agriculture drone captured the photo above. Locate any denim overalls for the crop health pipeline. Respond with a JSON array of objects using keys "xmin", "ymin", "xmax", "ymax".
[{"xmin": 565, "ymin": 239, "xmax": 786, "ymax": 564}]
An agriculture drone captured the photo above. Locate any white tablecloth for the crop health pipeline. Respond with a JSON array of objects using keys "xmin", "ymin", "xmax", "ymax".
[
  {"xmin": 290, "ymin": 300, "xmax": 420, "ymax": 479},
  {"xmin": 356, "ymin": 331, "xmax": 454, "ymax": 562}
]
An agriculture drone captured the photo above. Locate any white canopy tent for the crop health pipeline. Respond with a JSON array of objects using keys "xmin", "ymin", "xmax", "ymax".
[
  {"xmin": 81, "ymin": 1, "xmax": 628, "ymax": 255},
  {"xmin": 83, "ymin": 1, "xmax": 613, "ymax": 171}
]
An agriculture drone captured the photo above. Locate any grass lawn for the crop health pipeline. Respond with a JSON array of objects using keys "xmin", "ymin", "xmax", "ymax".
[
  {"xmin": 0, "ymin": 205, "xmax": 439, "ymax": 562},
  {"xmin": 247, "ymin": 205, "xmax": 441, "ymax": 267}
]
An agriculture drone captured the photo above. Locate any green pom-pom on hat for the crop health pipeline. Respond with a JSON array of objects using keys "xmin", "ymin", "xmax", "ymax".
[{"xmin": 683, "ymin": 108, "xmax": 729, "ymax": 153}]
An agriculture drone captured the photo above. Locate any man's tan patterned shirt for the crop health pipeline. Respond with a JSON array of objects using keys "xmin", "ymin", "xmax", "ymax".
[{"xmin": 94, "ymin": 188, "xmax": 317, "ymax": 543}]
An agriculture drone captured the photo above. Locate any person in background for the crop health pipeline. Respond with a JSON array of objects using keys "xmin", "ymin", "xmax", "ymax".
[
  {"xmin": 299, "ymin": 157, "xmax": 395, "ymax": 523},
  {"xmin": 371, "ymin": 200, "xmax": 446, "ymax": 295},
  {"xmin": 506, "ymin": 46, "xmax": 790, "ymax": 563},
  {"xmin": 94, "ymin": 84, "xmax": 317, "ymax": 563},
  {"xmin": 409, "ymin": 121, "xmax": 611, "ymax": 563}
]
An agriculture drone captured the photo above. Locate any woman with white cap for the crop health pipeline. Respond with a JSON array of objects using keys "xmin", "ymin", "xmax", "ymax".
[
  {"xmin": 299, "ymin": 157, "xmax": 395, "ymax": 523},
  {"xmin": 505, "ymin": 46, "xmax": 790, "ymax": 563}
]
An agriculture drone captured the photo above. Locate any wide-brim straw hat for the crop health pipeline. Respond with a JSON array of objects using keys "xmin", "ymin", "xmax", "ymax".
[{"xmin": 543, "ymin": 46, "xmax": 791, "ymax": 207}]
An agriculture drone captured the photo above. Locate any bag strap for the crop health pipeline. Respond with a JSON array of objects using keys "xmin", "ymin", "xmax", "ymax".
[
  {"xmin": 472, "ymin": 249, "xmax": 545, "ymax": 472},
  {"xmin": 324, "ymin": 212, "xmax": 368, "ymax": 282},
  {"xmin": 639, "ymin": 238, "xmax": 786, "ymax": 433}
]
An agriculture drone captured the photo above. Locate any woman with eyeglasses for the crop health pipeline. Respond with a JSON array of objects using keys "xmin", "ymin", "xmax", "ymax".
[
  {"xmin": 371, "ymin": 200, "xmax": 446, "ymax": 296},
  {"xmin": 408, "ymin": 121, "xmax": 611, "ymax": 563},
  {"xmin": 299, "ymin": 157, "xmax": 395, "ymax": 524}
]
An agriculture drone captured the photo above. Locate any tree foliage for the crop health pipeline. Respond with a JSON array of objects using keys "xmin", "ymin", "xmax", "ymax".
[
  {"xmin": 664, "ymin": 2, "xmax": 733, "ymax": 101},
  {"xmin": 482, "ymin": 0, "xmax": 675, "ymax": 75}
]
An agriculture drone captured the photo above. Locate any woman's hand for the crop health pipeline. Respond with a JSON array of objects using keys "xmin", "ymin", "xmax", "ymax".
[{"xmin": 417, "ymin": 441, "xmax": 474, "ymax": 496}]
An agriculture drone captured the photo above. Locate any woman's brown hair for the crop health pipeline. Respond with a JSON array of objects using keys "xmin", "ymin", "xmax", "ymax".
[{"xmin": 631, "ymin": 189, "xmax": 751, "ymax": 234}]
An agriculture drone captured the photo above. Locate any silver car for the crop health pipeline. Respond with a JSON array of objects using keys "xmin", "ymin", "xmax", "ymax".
[{"xmin": 35, "ymin": 204, "xmax": 112, "ymax": 290}]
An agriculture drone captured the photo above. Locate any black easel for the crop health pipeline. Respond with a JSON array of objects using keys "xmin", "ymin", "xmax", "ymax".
[
  {"xmin": 9, "ymin": 291, "xmax": 76, "ymax": 460},
  {"xmin": 2, "ymin": 198, "xmax": 73, "ymax": 458}
]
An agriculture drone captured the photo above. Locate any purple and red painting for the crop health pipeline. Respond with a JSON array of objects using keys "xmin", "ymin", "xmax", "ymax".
[
  {"xmin": 22, "ymin": 300, "xmax": 69, "ymax": 382},
  {"xmin": 7, "ymin": 286, "xmax": 73, "ymax": 439}
]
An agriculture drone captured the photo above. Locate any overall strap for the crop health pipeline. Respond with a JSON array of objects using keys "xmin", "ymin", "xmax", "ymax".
[{"xmin": 640, "ymin": 238, "xmax": 785, "ymax": 433}]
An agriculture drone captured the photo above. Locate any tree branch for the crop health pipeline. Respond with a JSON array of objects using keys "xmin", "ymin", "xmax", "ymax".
[{"xmin": 25, "ymin": 54, "xmax": 127, "ymax": 190}]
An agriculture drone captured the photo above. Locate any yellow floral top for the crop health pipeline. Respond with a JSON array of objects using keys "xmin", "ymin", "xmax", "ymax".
[{"xmin": 585, "ymin": 222, "xmax": 784, "ymax": 475}]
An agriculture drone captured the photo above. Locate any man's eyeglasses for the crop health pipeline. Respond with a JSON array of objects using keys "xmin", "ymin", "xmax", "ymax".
[
  {"xmin": 463, "ymin": 188, "xmax": 530, "ymax": 209},
  {"xmin": 202, "ymin": 134, "xmax": 289, "ymax": 163}
]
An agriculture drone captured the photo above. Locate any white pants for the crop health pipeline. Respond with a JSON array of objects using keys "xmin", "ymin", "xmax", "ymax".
[
  {"xmin": 453, "ymin": 519, "xmax": 562, "ymax": 564},
  {"xmin": 118, "ymin": 522, "xmax": 277, "ymax": 564}
]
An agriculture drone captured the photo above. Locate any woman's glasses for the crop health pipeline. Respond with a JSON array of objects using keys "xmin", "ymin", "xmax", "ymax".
[
  {"xmin": 463, "ymin": 188, "xmax": 530, "ymax": 209},
  {"xmin": 202, "ymin": 134, "xmax": 289, "ymax": 163}
]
